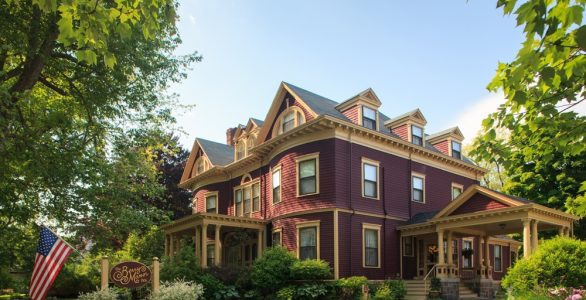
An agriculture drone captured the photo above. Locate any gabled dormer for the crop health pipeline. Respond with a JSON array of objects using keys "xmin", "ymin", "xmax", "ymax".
[
  {"xmin": 384, "ymin": 109, "xmax": 427, "ymax": 146},
  {"xmin": 230, "ymin": 118, "xmax": 264, "ymax": 161},
  {"xmin": 335, "ymin": 88, "xmax": 382, "ymax": 131},
  {"xmin": 426, "ymin": 127, "xmax": 464, "ymax": 159},
  {"xmin": 181, "ymin": 138, "xmax": 234, "ymax": 184}
]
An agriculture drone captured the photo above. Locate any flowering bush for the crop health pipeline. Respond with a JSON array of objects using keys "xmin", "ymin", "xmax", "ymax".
[
  {"xmin": 78, "ymin": 288, "xmax": 119, "ymax": 300},
  {"xmin": 148, "ymin": 280, "xmax": 204, "ymax": 300}
]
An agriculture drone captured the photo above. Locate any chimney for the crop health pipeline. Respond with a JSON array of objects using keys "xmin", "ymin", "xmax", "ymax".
[{"xmin": 226, "ymin": 127, "xmax": 237, "ymax": 146}]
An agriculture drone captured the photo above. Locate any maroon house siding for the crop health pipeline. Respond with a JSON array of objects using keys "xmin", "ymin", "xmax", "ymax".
[
  {"xmin": 391, "ymin": 124, "xmax": 408, "ymax": 141},
  {"xmin": 451, "ymin": 193, "xmax": 509, "ymax": 216},
  {"xmin": 432, "ymin": 140, "xmax": 449, "ymax": 156}
]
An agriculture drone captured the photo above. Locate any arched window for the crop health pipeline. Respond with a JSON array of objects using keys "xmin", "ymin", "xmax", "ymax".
[
  {"xmin": 195, "ymin": 157, "xmax": 209, "ymax": 176},
  {"xmin": 247, "ymin": 134, "xmax": 257, "ymax": 149},
  {"xmin": 235, "ymin": 141, "xmax": 246, "ymax": 161},
  {"xmin": 273, "ymin": 107, "xmax": 306, "ymax": 137}
]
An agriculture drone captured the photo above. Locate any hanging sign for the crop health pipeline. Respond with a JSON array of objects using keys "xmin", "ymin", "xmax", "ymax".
[{"xmin": 110, "ymin": 261, "xmax": 152, "ymax": 288}]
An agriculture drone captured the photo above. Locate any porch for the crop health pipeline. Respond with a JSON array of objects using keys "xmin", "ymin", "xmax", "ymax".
[{"xmin": 161, "ymin": 213, "xmax": 267, "ymax": 268}]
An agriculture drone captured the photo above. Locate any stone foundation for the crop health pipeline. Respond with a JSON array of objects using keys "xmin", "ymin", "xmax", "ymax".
[
  {"xmin": 440, "ymin": 278, "xmax": 460, "ymax": 300},
  {"xmin": 479, "ymin": 278, "xmax": 495, "ymax": 299}
]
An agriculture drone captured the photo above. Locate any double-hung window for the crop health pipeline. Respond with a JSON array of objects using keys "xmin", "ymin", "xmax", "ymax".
[
  {"xmin": 362, "ymin": 159, "xmax": 379, "ymax": 199},
  {"xmin": 272, "ymin": 229, "xmax": 282, "ymax": 247},
  {"xmin": 494, "ymin": 245, "xmax": 502, "ymax": 272},
  {"xmin": 235, "ymin": 180, "xmax": 260, "ymax": 217},
  {"xmin": 362, "ymin": 106, "xmax": 377, "ymax": 130},
  {"xmin": 235, "ymin": 189, "xmax": 242, "ymax": 216},
  {"xmin": 451, "ymin": 141, "xmax": 462, "ymax": 159},
  {"xmin": 412, "ymin": 174, "xmax": 425, "ymax": 203},
  {"xmin": 243, "ymin": 187, "xmax": 251, "ymax": 217},
  {"xmin": 363, "ymin": 225, "xmax": 380, "ymax": 268},
  {"xmin": 252, "ymin": 183, "xmax": 260, "ymax": 212},
  {"xmin": 298, "ymin": 225, "xmax": 318, "ymax": 260},
  {"xmin": 297, "ymin": 154, "xmax": 319, "ymax": 196},
  {"xmin": 205, "ymin": 193, "xmax": 218, "ymax": 213},
  {"xmin": 411, "ymin": 125, "xmax": 423, "ymax": 146},
  {"xmin": 282, "ymin": 111, "xmax": 295, "ymax": 133},
  {"xmin": 272, "ymin": 167, "xmax": 281, "ymax": 204}
]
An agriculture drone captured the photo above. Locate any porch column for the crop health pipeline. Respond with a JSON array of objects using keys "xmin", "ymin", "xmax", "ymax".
[
  {"xmin": 522, "ymin": 219, "xmax": 531, "ymax": 258},
  {"xmin": 483, "ymin": 235, "xmax": 491, "ymax": 279},
  {"xmin": 215, "ymin": 225, "xmax": 222, "ymax": 266},
  {"xmin": 476, "ymin": 236, "xmax": 482, "ymax": 277},
  {"xmin": 164, "ymin": 234, "xmax": 169, "ymax": 256},
  {"xmin": 201, "ymin": 223, "xmax": 208, "ymax": 268},
  {"xmin": 195, "ymin": 226, "xmax": 200, "ymax": 262},
  {"xmin": 446, "ymin": 231, "xmax": 453, "ymax": 277},
  {"xmin": 437, "ymin": 230, "xmax": 446, "ymax": 278},
  {"xmin": 531, "ymin": 220, "xmax": 539, "ymax": 253},
  {"xmin": 257, "ymin": 229, "xmax": 263, "ymax": 259},
  {"xmin": 169, "ymin": 234, "xmax": 175, "ymax": 257}
]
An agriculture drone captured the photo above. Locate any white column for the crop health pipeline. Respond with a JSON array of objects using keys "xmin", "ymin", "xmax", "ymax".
[
  {"xmin": 531, "ymin": 220, "xmax": 539, "ymax": 253},
  {"xmin": 201, "ymin": 223, "xmax": 208, "ymax": 267},
  {"xmin": 215, "ymin": 225, "xmax": 222, "ymax": 266},
  {"xmin": 484, "ymin": 235, "xmax": 491, "ymax": 279},
  {"xmin": 438, "ymin": 230, "xmax": 445, "ymax": 265},
  {"xmin": 522, "ymin": 219, "xmax": 531, "ymax": 258},
  {"xmin": 257, "ymin": 229, "xmax": 263, "ymax": 259}
]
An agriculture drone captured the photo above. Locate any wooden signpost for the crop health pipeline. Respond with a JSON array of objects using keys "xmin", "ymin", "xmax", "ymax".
[{"xmin": 100, "ymin": 257, "xmax": 160, "ymax": 292}]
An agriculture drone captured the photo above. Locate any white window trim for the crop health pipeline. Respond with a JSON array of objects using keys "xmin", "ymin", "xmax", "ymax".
[
  {"xmin": 450, "ymin": 139, "xmax": 462, "ymax": 159},
  {"xmin": 451, "ymin": 183, "xmax": 464, "ymax": 201},
  {"xmin": 362, "ymin": 223, "xmax": 382, "ymax": 268},
  {"xmin": 204, "ymin": 191, "xmax": 219, "ymax": 214},
  {"xmin": 296, "ymin": 221, "xmax": 320, "ymax": 260},
  {"xmin": 359, "ymin": 104, "xmax": 379, "ymax": 130},
  {"xmin": 361, "ymin": 157, "xmax": 380, "ymax": 200},
  {"xmin": 411, "ymin": 172, "xmax": 426, "ymax": 203},
  {"xmin": 272, "ymin": 106, "xmax": 306, "ymax": 138},
  {"xmin": 410, "ymin": 124, "xmax": 425, "ymax": 146},
  {"xmin": 271, "ymin": 165, "xmax": 282, "ymax": 204},
  {"xmin": 272, "ymin": 227, "xmax": 283, "ymax": 246},
  {"xmin": 194, "ymin": 156, "xmax": 209, "ymax": 176},
  {"xmin": 233, "ymin": 178, "xmax": 261, "ymax": 216},
  {"xmin": 295, "ymin": 152, "xmax": 320, "ymax": 197}
]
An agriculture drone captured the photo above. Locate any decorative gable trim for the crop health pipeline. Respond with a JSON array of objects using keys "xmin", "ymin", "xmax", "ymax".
[
  {"xmin": 181, "ymin": 139, "xmax": 214, "ymax": 183},
  {"xmin": 384, "ymin": 109, "xmax": 428, "ymax": 129},
  {"xmin": 335, "ymin": 88, "xmax": 382, "ymax": 111},
  {"xmin": 427, "ymin": 127, "xmax": 465, "ymax": 144}
]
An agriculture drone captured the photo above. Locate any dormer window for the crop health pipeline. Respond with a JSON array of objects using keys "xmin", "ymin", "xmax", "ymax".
[
  {"xmin": 273, "ymin": 107, "xmax": 306, "ymax": 137},
  {"xmin": 411, "ymin": 125, "xmax": 423, "ymax": 146},
  {"xmin": 195, "ymin": 157, "xmax": 209, "ymax": 175},
  {"xmin": 451, "ymin": 141, "xmax": 462, "ymax": 159},
  {"xmin": 362, "ymin": 106, "xmax": 377, "ymax": 130},
  {"xmin": 235, "ymin": 141, "xmax": 246, "ymax": 161}
]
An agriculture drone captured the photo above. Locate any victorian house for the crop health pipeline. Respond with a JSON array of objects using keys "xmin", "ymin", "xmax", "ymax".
[{"xmin": 162, "ymin": 82, "xmax": 578, "ymax": 299}]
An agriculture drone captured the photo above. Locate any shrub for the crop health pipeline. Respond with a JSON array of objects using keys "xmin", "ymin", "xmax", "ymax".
[
  {"xmin": 148, "ymin": 280, "xmax": 204, "ymax": 300},
  {"xmin": 290, "ymin": 259, "xmax": 332, "ymax": 280},
  {"xmin": 502, "ymin": 237, "xmax": 586, "ymax": 295},
  {"xmin": 387, "ymin": 280, "xmax": 406, "ymax": 299},
  {"xmin": 160, "ymin": 243, "xmax": 201, "ymax": 282},
  {"xmin": 251, "ymin": 246, "xmax": 298, "ymax": 294},
  {"xmin": 337, "ymin": 276, "xmax": 367, "ymax": 300},
  {"xmin": 295, "ymin": 283, "xmax": 330, "ymax": 300},
  {"xmin": 78, "ymin": 288, "xmax": 119, "ymax": 300},
  {"xmin": 374, "ymin": 285, "xmax": 392, "ymax": 300},
  {"xmin": 276, "ymin": 286, "xmax": 295, "ymax": 300}
]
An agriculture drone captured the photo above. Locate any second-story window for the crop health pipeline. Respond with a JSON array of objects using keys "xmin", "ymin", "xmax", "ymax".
[
  {"xmin": 451, "ymin": 141, "xmax": 462, "ymax": 159},
  {"xmin": 272, "ymin": 167, "xmax": 281, "ymax": 203},
  {"xmin": 205, "ymin": 192, "xmax": 218, "ymax": 213},
  {"xmin": 362, "ymin": 159, "xmax": 379, "ymax": 199},
  {"xmin": 235, "ymin": 189, "xmax": 242, "ymax": 216},
  {"xmin": 412, "ymin": 175, "xmax": 425, "ymax": 203},
  {"xmin": 252, "ymin": 183, "xmax": 260, "ymax": 212},
  {"xmin": 362, "ymin": 106, "xmax": 377, "ymax": 130},
  {"xmin": 243, "ymin": 187, "xmax": 251, "ymax": 217},
  {"xmin": 297, "ymin": 154, "xmax": 319, "ymax": 196},
  {"xmin": 411, "ymin": 125, "xmax": 423, "ymax": 146}
]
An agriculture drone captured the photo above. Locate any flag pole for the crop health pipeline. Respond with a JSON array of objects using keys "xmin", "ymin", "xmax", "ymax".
[{"xmin": 36, "ymin": 223, "xmax": 84, "ymax": 257}]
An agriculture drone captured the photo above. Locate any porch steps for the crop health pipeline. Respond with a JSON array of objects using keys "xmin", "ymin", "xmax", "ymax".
[{"xmin": 403, "ymin": 280, "xmax": 478, "ymax": 300}]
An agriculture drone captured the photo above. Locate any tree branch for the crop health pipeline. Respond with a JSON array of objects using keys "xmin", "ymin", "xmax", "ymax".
[{"xmin": 39, "ymin": 76, "xmax": 67, "ymax": 96}]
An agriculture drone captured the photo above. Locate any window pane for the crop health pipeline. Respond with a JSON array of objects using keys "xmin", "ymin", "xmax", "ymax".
[
  {"xmin": 363, "ymin": 106, "xmax": 376, "ymax": 120},
  {"xmin": 364, "ymin": 164, "xmax": 377, "ymax": 181},
  {"xmin": 365, "ymin": 229, "xmax": 377, "ymax": 247},
  {"xmin": 300, "ymin": 227, "xmax": 317, "ymax": 260},
  {"xmin": 300, "ymin": 177, "xmax": 316, "ymax": 195},
  {"xmin": 413, "ymin": 176, "xmax": 423, "ymax": 190},
  {"xmin": 273, "ymin": 232, "xmax": 281, "ymax": 246},
  {"xmin": 244, "ymin": 188, "xmax": 251, "ymax": 214},
  {"xmin": 299, "ymin": 159, "xmax": 316, "ymax": 178},
  {"xmin": 363, "ymin": 118, "xmax": 376, "ymax": 130},
  {"xmin": 206, "ymin": 195, "xmax": 216, "ymax": 213},
  {"xmin": 452, "ymin": 141, "xmax": 461, "ymax": 152},
  {"xmin": 272, "ymin": 170, "xmax": 280, "ymax": 187},
  {"xmin": 452, "ymin": 187, "xmax": 462, "ymax": 200},
  {"xmin": 364, "ymin": 229, "xmax": 378, "ymax": 267},
  {"xmin": 412, "ymin": 125, "xmax": 423, "ymax": 137},
  {"xmin": 364, "ymin": 181, "xmax": 377, "ymax": 198},
  {"xmin": 273, "ymin": 186, "xmax": 281, "ymax": 203},
  {"xmin": 282, "ymin": 112, "xmax": 295, "ymax": 133},
  {"xmin": 252, "ymin": 183, "xmax": 260, "ymax": 211},
  {"xmin": 413, "ymin": 190, "xmax": 423, "ymax": 202}
]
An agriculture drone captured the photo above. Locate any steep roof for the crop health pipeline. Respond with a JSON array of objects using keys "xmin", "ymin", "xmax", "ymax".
[
  {"xmin": 250, "ymin": 118, "xmax": 265, "ymax": 127},
  {"xmin": 283, "ymin": 82, "xmax": 349, "ymax": 121},
  {"xmin": 197, "ymin": 138, "xmax": 234, "ymax": 166},
  {"xmin": 426, "ymin": 126, "xmax": 464, "ymax": 141}
]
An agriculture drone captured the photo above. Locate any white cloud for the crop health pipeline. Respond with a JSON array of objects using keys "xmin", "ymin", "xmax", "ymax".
[{"xmin": 451, "ymin": 93, "xmax": 505, "ymax": 144}]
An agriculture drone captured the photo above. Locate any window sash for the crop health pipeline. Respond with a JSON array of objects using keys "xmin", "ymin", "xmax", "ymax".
[
  {"xmin": 272, "ymin": 232, "xmax": 281, "ymax": 246},
  {"xmin": 412, "ymin": 177, "xmax": 424, "ymax": 202},
  {"xmin": 299, "ymin": 227, "xmax": 317, "ymax": 260},
  {"xmin": 411, "ymin": 125, "xmax": 423, "ymax": 146},
  {"xmin": 494, "ymin": 245, "xmax": 502, "ymax": 272},
  {"xmin": 452, "ymin": 186, "xmax": 462, "ymax": 200},
  {"xmin": 282, "ymin": 112, "xmax": 295, "ymax": 133},
  {"xmin": 252, "ymin": 183, "xmax": 260, "ymax": 212},
  {"xmin": 207, "ymin": 245, "xmax": 215, "ymax": 266},
  {"xmin": 299, "ymin": 159, "xmax": 317, "ymax": 195},
  {"xmin": 206, "ymin": 195, "xmax": 217, "ymax": 213},
  {"xmin": 363, "ymin": 163, "xmax": 378, "ymax": 198},
  {"xmin": 452, "ymin": 141, "xmax": 462, "ymax": 159},
  {"xmin": 272, "ymin": 169, "xmax": 281, "ymax": 203},
  {"xmin": 243, "ymin": 187, "xmax": 251, "ymax": 215},
  {"xmin": 362, "ymin": 107, "xmax": 376, "ymax": 130},
  {"xmin": 364, "ymin": 229, "xmax": 378, "ymax": 267},
  {"xmin": 235, "ymin": 189, "xmax": 242, "ymax": 216}
]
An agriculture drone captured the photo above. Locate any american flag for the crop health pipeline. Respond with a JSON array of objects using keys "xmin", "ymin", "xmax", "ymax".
[{"xmin": 29, "ymin": 225, "xmax": 74, "ymax": 300}]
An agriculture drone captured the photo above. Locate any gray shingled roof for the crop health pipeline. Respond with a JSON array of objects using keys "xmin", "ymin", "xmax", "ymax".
[
  {"xmin": 283, "ymin": 82, "xmax": 350, "ymax": 121},
  {"xmin": 385, "ymin": 109, "xmax": 421, "ymax": 125},
  {"xmin": 250, "ymin": 118, "xmax": 264, "ymax": 127},
  {"xmin": 197, "ymin": 138, "xmax": 234, "ymax": 166},
  {"xmin": 407, "ymin": 211, "xmax": 439, "ymax": 225},
  {"xmin": 426, "ymin": 127, "xmax": 461, "ymax": 141}
]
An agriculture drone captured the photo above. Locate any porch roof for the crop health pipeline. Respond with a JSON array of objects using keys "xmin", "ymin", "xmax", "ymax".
[
  {"xmin": 398, "ymin": 185, "xmax": 579, "ymax": 237},
  {"xmin": 161, "ymin": 212, "xmax": 267, "ymax": 234}
]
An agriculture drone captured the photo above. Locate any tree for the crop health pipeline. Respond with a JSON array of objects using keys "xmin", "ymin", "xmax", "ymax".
[
  {"xmin": 470, "ymin": 0, "xmax": 586, "ymax": 236},
  {"xmin": 0, "ymin": 0, "xmax": 200, "ymax": 271}
]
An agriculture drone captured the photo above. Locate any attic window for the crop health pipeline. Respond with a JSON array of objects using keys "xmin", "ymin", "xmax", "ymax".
[
  {"xmin": 411, "ymin": 125, "xmax": 423, "ymax": 146},
  {"xmin": 362, "ymin": 106, "xmax": 377, "ymax": 130},
  {"xmin": 451, "ymin": 141, "xmax": 462, "ymax": 159},
  {"xmin": 274, "ymin": 107, "xmax": 306, "ymax": 137},
  {"xmin": 195, "ymin": 157, "xmax": 209, "ymax": 175},
  {"xmin": 235, "ymin": 141, "xmax": 246, "ymax": 161}
]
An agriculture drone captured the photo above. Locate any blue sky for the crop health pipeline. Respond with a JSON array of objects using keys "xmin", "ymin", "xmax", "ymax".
[{"xmin": 170, "ymin": 1, "xmax": 525, "ymax": 148}]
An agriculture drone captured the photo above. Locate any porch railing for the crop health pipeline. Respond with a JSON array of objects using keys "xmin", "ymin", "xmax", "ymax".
[{"xmin": 423, "ymin": 264, "xmax": 437, "ymax": 295}]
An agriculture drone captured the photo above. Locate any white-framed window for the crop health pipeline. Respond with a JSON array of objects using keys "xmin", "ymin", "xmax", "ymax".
[
  {"xmin": 235, "ymin": 141, "xmax": 246, "ymax": 160},
  {"xmin": 195, "ymin": 157, "xmax": 209, "ymax": 176},
  {"xmin": 234, "ymin": 189, "xmax": 242, "ymax": 216},
  {"xmin": 451, "ymin": 140, "xmax": 462, "ymax": 159},
  {"xmin": 452, "ymin": 183, "xmax": 463, "ymax": 200},
  {"xmin": 273, "ymin": 107, "xmax": 306, "ymax": 137},
  {"xmin": 272, "ymin": 228, "xmax": 282, "ymax": 247},
  {"xmin": 411, "ymin": 174, "xmax": 425, "ymax": 203},
  {"xmin": 296, "ymin": 153, "xmax": 319, "ymax": 196},
  {"xmin": 403, "ymin": 237, "xmax": 414, "ymax": 257},
  {"xmin": 205, "ymin": 192, "xmax": 218, "ymax": 214},
  {"xmin": 362, "ymin": 158, "xmax": 379, "ymax": 199},
  {"xmin": 411, "ymin": 125, "xmax": 424, "ymax": 146},
  {"xmin": 363, "ymin": 224, "xmax": 381, "ymax": 268},
  {"xmin": 234, "ymin": 179, "xmax": 260, "ymax": 217},
  {"xmin": 463, "ymin": 239, "xmax": 474, "ymax": 268},
  {"xmin": 362, "ymin": 106, "xmax": 377, "ymax": 130},
  {"xmin": 252, "ymin": 183, "xmax": 260, "ymax": 212},
  {"xmin": 272, "ymin": 167, "xmax": 282, "ymax": 204},
  {"xmin": 297, "ymin": 222, "xmax": 320, "ymax": 260},
  {"xmin": 494, "ymin": 245, "xmax": 502, "ymax": 272},
  {"xmin": 243, "ymin": 187, "xmax": 251, "ymax": 216}
]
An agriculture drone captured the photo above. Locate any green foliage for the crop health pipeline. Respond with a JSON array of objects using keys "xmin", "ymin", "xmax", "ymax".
[
  {"xmin": 78, "ymin": 288, "xmax": 119, "ymax": 300},
  {"xmin": 336, "ymin": 276, "xmax": 367, "ymax": 300},
  {"xmin": 148, "ymin": 280, "xmax": 205, "ymax": 300},
  {"xmin": 374, "ymin": 285, "xmax": 393, "ymax": 300},
  {"xmin": 430, "ymin": 277, "xmax": 441, "ymax": 292},
  {"xmin": 126, "ymin": 226, "xmax": 165, "ymax": 263},
  {"xmin": 160, "ymin": 243, "xmax": 201, "ymax": 283},
  {"xmin": 502, "ymin": 237, "xmax": 586, "ymax": 295},
  {"xmin": 251, "ymin": 246, "xmax": 298, "ymax": 294},
  {"xmin": 472, "ymin": 0, "xmax": 586, "ymax": 236},
  {"xmin": 290, "ymin": 259, "xmax": 332, "ymax": 280},
  {"xmin": 294, "ymin": 283, "xmax": 330, "ymax": 300},
  {"xmin": 277, "ymin": 286, "xmax": 296, "ymax": 300}
]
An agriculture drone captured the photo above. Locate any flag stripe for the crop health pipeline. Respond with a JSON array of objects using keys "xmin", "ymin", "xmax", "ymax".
[
  {"xmin": 34, "ymin": 244, "xmax": 72, "ymax": 300},
  {"xmin": 30, "ymin": 242, "xmax": 67, "ymax": 299},
  {"xmin": 30, "ymin": 243, "xmax": 64, "ymax": 297}
]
